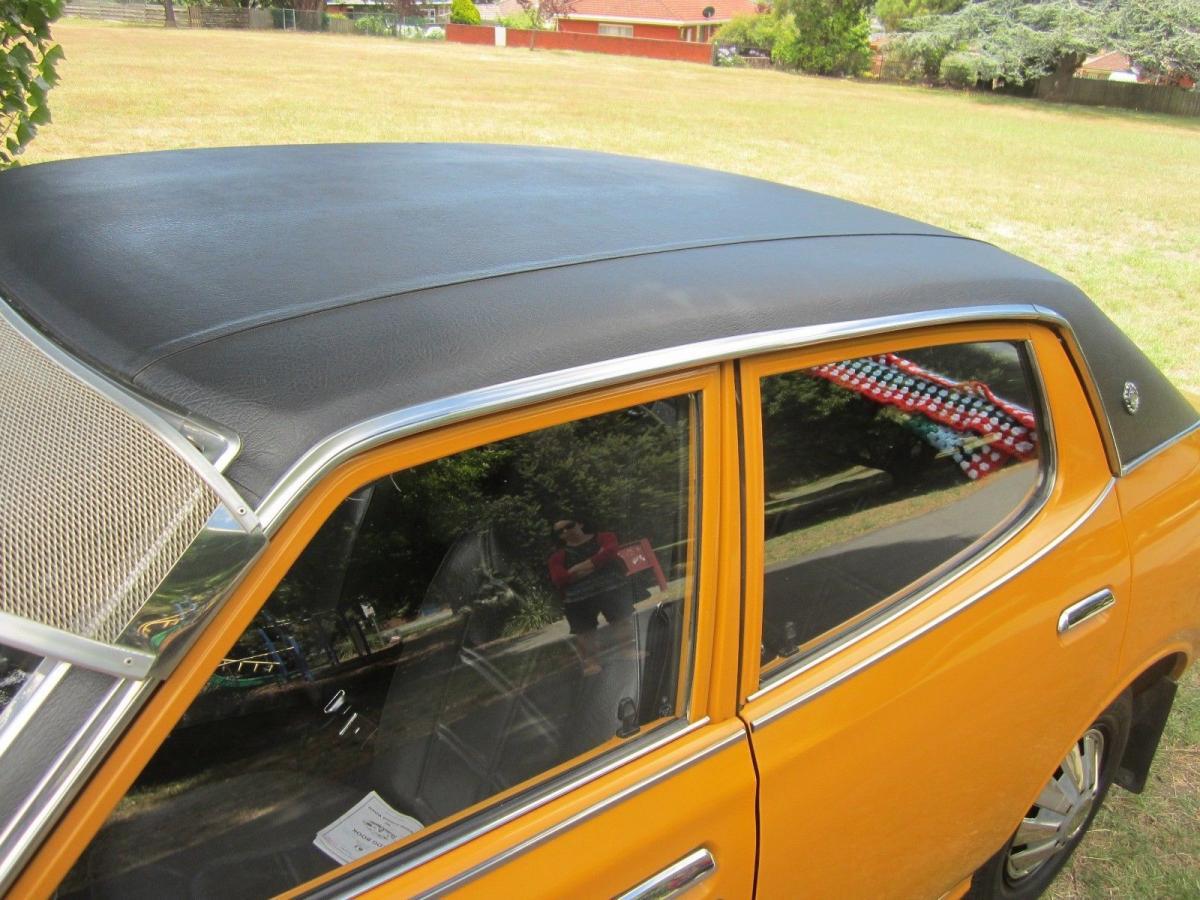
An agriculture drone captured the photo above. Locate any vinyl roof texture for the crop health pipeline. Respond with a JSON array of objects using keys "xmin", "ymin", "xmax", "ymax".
[{"xmin": 0, "ymin": 144, "xmax": 1193, "ymax": 505}]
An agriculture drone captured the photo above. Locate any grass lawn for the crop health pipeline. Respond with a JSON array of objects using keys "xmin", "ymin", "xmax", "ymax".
[{"xmin": 21, "ymin": 21, "xmax": 1200, "ymax": 896}]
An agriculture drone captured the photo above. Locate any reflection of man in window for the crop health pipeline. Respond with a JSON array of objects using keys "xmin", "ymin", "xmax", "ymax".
[{"xmin": 548, "ymin": 518, "xmax": 636, "ymax": 675}]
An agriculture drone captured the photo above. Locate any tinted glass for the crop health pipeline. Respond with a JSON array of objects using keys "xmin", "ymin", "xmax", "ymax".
[
  {"xmin": 64, "ymin": 394, "xmax": 699, "ymax": 899},
  {"xmin": 758, "ymin": 342, "xmax": 1043, "ymax": 678}
]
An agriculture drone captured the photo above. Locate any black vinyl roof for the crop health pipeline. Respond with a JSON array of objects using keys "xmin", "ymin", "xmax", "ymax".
[{"xmin": 0, "ymin": 144, "xmax": 1193, "ymax": 504}]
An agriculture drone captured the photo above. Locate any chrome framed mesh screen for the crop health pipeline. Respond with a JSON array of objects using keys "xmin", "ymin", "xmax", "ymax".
[{"xmin": 0, "ymin": 316, "xmax": 220, "ymax": 644}]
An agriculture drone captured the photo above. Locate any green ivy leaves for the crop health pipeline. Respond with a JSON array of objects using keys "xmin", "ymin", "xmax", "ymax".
[{"xmin": 1, "ymin": 0, "xmax": 65, "ymax": 167}]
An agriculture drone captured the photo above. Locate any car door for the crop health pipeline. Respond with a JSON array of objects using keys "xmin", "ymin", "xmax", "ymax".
[
  {"xmin": 16, "ymin": 368, "xmax": 757, "ymax": 899},
  {"xmin": 737, "ymin": 322, "xmax": 1131, "ymax": 898}
]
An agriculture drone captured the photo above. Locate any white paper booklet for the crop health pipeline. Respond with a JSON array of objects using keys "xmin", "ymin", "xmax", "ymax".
[{"xmin": 313, "ymin": 790, "xmax": 424, "ymax": 865}]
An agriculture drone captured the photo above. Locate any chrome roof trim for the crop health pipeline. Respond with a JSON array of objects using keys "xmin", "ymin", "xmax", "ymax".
[
  {"xmin": 0, "ymin": 613, "xmax": 156, "ymax": 680},
  {"xmin": 0, "ymin": 297, "xmax": 256, "ymax": 528},
  {"xmin": 259, "ymin": 303, "xmax": 1080, "ymax": 533},
  {"xmin": 748, "ymin": 336, "xmax": 1058, "ymax": 702},
  {"xmin": 414, "ymin": 728, "xmax": 744, "ymax": 899},
  {"xmin": 1120, "ymin": 418, "xmax": 1200, "ymax": 477},
  {"xmin": 306, "ymin": 716, "xmax": 714, "ymax": 899},
  {"xmin": 1031, "ymin": 304, "xmax": 1122, "ymax": 477},
  {"xmin": 0, "ymin": 675, "xmax": 151, "ymax": 896},
  {"xmin": 749, "ymin": 477, "xmax": 1117, "ymax": 730}
]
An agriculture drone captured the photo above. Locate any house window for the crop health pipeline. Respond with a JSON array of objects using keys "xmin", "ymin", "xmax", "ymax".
[
  {"xmin": 680, "ymin": 26, "xmax": 695, "ymax": 41},
  {"xmin": 598, "ymin": 23, "xmax": 634, "ymax": 37},
  {"xmin": 755, "ymin": 341, "xmax": 1045, "ymax": 679}
]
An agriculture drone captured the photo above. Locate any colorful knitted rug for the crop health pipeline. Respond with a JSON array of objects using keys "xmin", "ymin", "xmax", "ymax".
[{"xmin": 809, "ymin": 353, "xmax": 1038, "ymax": 481}]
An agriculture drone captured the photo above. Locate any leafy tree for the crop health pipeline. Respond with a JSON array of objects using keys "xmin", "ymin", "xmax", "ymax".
[
  {"xmin": 516, "ymin": 0, "xmax": 576, "ymax": 30},
  {"xmin": 773, "ymin": 0, "xmax": 872, "ymax": 75},
  {"xmin": 714, "ymin": 12, "xmax": 792, "ymax": 53},
  {"xmin": 450, "ymin": 0, "xmax": 481, "ymax": 24},
  {"xmin": 715, "ymin": 0, "xmax": 872, "ymax": 75},
  {"xmin": 1105, "ymin": 0, "xmax": 1200, "ymax": 82},
  {"xmin": 873, "ymin": 0, "xmax": 962, "ymax": 33},
  {"xmin": 1, "ymin": 0, "xmax": 64, "ymax": 167},
  {"xmin": 897, "ymin": 0, "xmax": 1200, "ymax": 90}
]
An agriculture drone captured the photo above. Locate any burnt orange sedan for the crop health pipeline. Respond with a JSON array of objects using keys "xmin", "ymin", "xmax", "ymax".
[{"xmin": 0, "ymin": 146, "xmax": 1196, "ymax": 899}]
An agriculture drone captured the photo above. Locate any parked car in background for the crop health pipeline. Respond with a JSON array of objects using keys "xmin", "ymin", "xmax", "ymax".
[{"xmin": 0, "ymin": 145, "xmax": 1197, "ymax": 899}]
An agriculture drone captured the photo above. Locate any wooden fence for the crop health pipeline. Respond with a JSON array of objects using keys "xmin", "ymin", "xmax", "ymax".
[
  {"xmin": 1036, "ymin": 77, "xmax": 1200, "ymax": 117},
  {"xmin": 64, "ymin": 3, "xmax": 254, "ymax": 27}
]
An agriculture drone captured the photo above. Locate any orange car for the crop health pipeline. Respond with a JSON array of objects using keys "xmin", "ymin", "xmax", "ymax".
[{"xmin": 0, "ymin": 145, "xmax": 1196, "ymax": 900}]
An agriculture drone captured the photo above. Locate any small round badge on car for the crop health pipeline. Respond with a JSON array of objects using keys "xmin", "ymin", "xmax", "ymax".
[{"xmin": 1123, "ymin": 381, "xmax": 1140, "ymax": 415}]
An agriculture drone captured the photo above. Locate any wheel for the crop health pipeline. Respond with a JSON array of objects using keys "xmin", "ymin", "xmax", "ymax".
[{"xmin": 967, "ymin": 692, "xmax": 1132, "ymax": 899}]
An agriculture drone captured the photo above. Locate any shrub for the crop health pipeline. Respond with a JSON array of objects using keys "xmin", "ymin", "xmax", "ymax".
[
  {"xmin": 1, "ymin": 0, "xmax": 65, "ymax": 166},
  {"xmin": 714, "ymin": 13, "xmax": 786, "ymax": 53},
  {"xmin": 354, "ymin": 14, "xmax": 393, "ymax": 36},
  {"xmin": 450, "ymin": 0, "xmax": 481, "ymax": 25},
  {"xmin": 936, "ymin": 51, "xmax": 993, "ymax": 88}
]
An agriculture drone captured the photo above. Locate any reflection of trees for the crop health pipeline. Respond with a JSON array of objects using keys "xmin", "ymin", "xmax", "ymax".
[{"xmin": 262, "ymin": 399, "xmax": 693, "ymax": 638}]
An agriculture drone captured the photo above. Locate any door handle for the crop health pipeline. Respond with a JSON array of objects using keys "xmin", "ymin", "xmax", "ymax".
[
  {"xmin": 615, "ymin": 847, "xmax": 716, "ymax": 900},
  {"xmin": 1057, "ymin": 588, "xmax": 1115, "ymax": 635}
]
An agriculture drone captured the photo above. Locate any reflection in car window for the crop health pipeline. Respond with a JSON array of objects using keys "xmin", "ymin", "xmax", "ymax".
[
  {"xmin": 758, "ymin": 342, "xmax": 1043, "ymax": 679},
  {"xmin": 0, "ymin": 643, "xmax": 42, "ymax": 721},
  {"xmin": 62, "ymin": 394, "xmax": 699, "ymax": 899}
]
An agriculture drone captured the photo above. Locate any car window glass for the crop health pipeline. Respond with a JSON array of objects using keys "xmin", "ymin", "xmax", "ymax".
[
  {"xmin": 757, "ymin": 341, "xmax": 1043, "ymax": 680},
  {"xmin": 0, "ymin": 643, "xmax": 42, "ymax": 721},
  {"xmin": 62, "ymin": 393, "xmax": 700, "ymax": 900}
]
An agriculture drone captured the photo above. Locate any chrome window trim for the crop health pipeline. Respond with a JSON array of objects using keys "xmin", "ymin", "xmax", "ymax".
[
  {"xmin": 1120, "ymin": 418, "xmax": 1200, "ymax": 477},
  {"xmin": 302, "ymin": 717, "xmax": 716, "ymax": 899},
  {"xmin": 258, "ymin": 304, "xmax": 1117, "ymax": 533},
  {"xmin": 411, "ymin": 728, "xmax": 743, "ymax": 899},
  {"xmin": 0, "ymin": 674, "xmax": 153, "ymax": 897},
  {"xmin": 0, "ymin": 297, "xmax": 256, "ymax": 526},
  {"xmin": 748, "ymin": 337, "xmax": 1057, "ymax": 701},
  {"xmin": 0, "ymin": 658, "xmax": 69, "ymax": 761},
  {"xmin": 749, "ymin": 477, "xmax": 1117, "ymax": 730},
  {"xmin": 0, "ymin": 613, "xmax": 156, "ymax": 680}
]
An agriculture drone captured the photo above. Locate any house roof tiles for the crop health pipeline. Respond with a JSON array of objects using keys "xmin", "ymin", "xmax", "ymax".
[{"xmin": 563, "ymin": 0, "xmax": 758, "ymax": 23}]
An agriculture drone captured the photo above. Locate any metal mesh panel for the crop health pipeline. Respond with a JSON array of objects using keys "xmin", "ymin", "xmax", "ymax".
[{"xmin": 0, "ymin": 316, "xmax": 220, "ymax": 644}]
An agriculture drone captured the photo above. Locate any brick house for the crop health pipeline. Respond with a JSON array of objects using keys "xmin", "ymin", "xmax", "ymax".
[{"xmin": 556, "ymin": 0, "xmax": 760, "ymax": 43}]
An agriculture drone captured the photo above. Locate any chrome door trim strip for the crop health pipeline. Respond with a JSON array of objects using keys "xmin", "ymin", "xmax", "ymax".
[
  {"xmin": 1057, "ymin": 588, "xmax": 1116, "ymax": 635},
  {"xmin": 0, "ymin": 676, "xmax": 153, "ymax": 897},
  {"xmin": 1120, "ymin": 418, "xmax": 1200, "ymax": 477},
  {"xmin": 748, "ymin": 338, "xmax": 1058, "ymax": 703},
  {"xmin": 749, "ymin": 478, "xmax": 1117, "ymax": 730},
  {"xmin": 615, "ymin": 847, "xmax": 717, "ymax": 900},
  {"xmin": 414, "ymin": 730, "xmax": 744, "ymax": 899},
  {"xmin": 259, "ymin": 304, "xmax": 1106, "ymax": 533},
  {"xmin": 306, "ymin": 717, "xmax": 722, "ymax": 899}
]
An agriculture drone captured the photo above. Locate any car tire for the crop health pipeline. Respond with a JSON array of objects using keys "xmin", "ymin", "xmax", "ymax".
[{"xmin": 967, "ymin": 692, "xmax": 1132, "ymax": 899}]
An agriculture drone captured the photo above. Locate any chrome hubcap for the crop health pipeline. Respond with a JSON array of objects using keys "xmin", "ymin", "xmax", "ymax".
[{"xmin": 1005, "ymin": 728, "xmax": 1105, "ymax": 882}]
